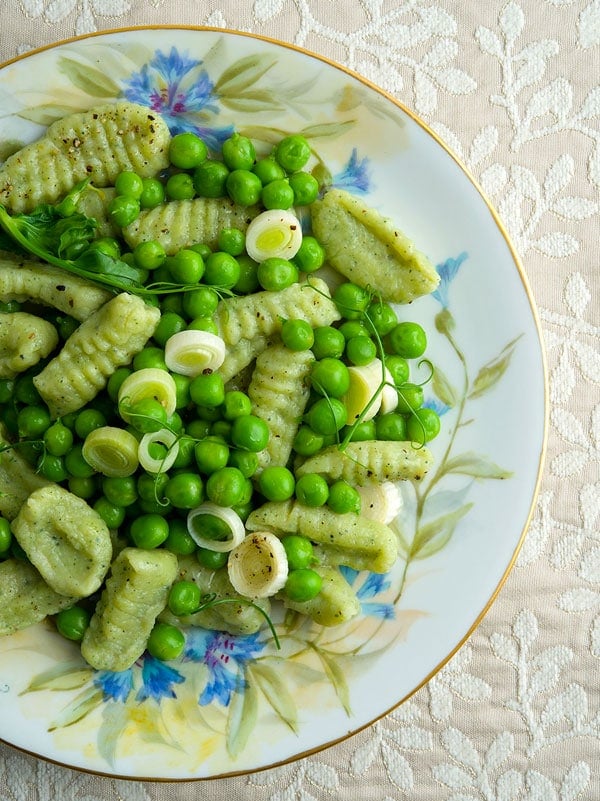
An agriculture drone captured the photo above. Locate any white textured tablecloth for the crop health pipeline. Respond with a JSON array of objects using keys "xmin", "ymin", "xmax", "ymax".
[{"xmin": 1, "ymin": 2, "xmax": 599, "ymax": 799}]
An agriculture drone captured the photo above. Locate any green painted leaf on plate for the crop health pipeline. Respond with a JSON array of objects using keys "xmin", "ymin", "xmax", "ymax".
[
  {"xmin": 215, "ymin": 55, "xmax": 277, "ymax": 94},
  {"xmin": 57, "ymin": 57, "xmax": 121, "ymax": 98},
  {"xmin": 444, "ymin": 451, "xmax": 513, "ymax": 480},
  {"xmin": 20, "ymin": 661, "xmax": 93, "ymax": 693},
  {"xmin": 469, "ymin": 335, "xmax": 522, "ymax": 399},
  {"xmin": 315, "ymin": 648, "xmax": 352, "ymax": 715},
  {"xmin": 220, "ymin": 91, "xmax": 285, "ymax": 113},
  {"xmin": 226, "ymin": 668, "xmax": 259, "ymax": 759},
  {"xmin": 48, "ymin": 686, "xmax": 104, "ymax": 730},
  {"xmin": 432, "ymin": 364, "xmax": 460, "ymax": 408},
  {"xmin": 411, "ymin": 503, "xmax": 473, "ymax": 560},
  {"xmin": 248, "ymin": 662, "xmax": 298, "ymax": 732},
  {"xmin": 97, "ymin": 702, "xmax": 129, "ymax": 768},
  {"xmin": 300, "ymin": 120, "xmax": 357, "ymax": 139},
  {"xmin": 17, "ymin": 104, "xmax": 86, "ymax": 127}
]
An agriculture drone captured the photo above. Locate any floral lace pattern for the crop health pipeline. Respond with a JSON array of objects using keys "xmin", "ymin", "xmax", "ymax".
[{"xmin": 0, "ymin": 0, "xmax": 599, "ymax": 799}]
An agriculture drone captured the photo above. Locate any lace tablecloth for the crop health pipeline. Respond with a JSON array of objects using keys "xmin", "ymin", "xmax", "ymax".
[{"xmin": 1, "ymin": 2, "xmax": 599, "ymax": 799}]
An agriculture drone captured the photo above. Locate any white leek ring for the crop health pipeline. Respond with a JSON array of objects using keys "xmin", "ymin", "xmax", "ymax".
[
  {"xmin": 81, "ymin": 426, "xmax": 139, "ymax": 477},
  {"xmin": 227, "ymin": 531, "xmax": 289, "ymax": 599},
  {"xmin": 138, "ymin": 428, "xmax": 179, "ymax": 473},
  {"xmin": 380, "ymin": 366, "xmax": 399, "ymax": 414},
  {"xmin": 165, "ymin": 330, "xmax": 226, "ymax": 377},
  {"xmin": 245, "ymin": 209, "xmax": 303, "ymax": 262},
  {"xmin": 187, "ymin": 503, "xmax": 245, "ymax": 552},
  {"xmin": 357, "ymin": 481, "xmax": 403, "ymax": 524},
  {"xmin": 118, "ymin": 368, "xmax": 177, "ymax": 419}
]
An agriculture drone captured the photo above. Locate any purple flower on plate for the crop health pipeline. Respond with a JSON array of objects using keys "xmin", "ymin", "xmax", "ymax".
[
  {"xmin": 331, "ymin": 148, "xmax": 372, "ymax": 195},
  {"xmin": 340, "ymin": 567, "xmax": 395, "ymax": 620},
  {"xmin": 185, "ymin": 629, "xmax": 265, "ymax": 707},
  {"xmin": 431, "ymin": 251, "xmax": 468, "ymax": 308},
  {"xmin": 94, "ymin": 668, "xmax": 134, "ymax": 703},
  {"xmin": 136, "ymin": 655, "xmax": 185, "ymax": 703},
  {"xmin": 122, "ymin": 47, "xmax": 233, "ymax": 149}
]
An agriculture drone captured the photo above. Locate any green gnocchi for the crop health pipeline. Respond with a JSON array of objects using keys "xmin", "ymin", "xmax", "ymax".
[{"xmin": 0, "ymin": 311, "xmax": 58, "ymax": 378}]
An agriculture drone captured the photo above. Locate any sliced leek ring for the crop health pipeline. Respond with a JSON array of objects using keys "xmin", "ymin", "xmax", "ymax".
[
  {"xmin": 118, "ymin": 368, "xmax": 177, "ymax": 419},
  {"xmin": 380, "ymin": 366, "xmax": 399, "ymax": 414},
  {"xmin": 81, "ymin": 426, "xmax": 140, "ymax": 477},
  {"xmin": 164, "ymin": 330, "xmax": 226, "ymax": 377},
  {"xmin": 343, "ymin": 360, "xmax": 384, "ymax": 422},
  {"xmin": 244, "ymin": 209, "xmax": 303, "ymax": 262},
  {"xmin": 227, "ymin": 531, "xmax": 289, "ymax": 599},
  {"xmin": 187, "ymin": 503, "xmax": 245, "ymax": 553},
  {"xmin": 357, "ymin": 481, "xmax": 403, "ymax": 524},
  {"xmin": 138, "ymin": 427, "xmax": 179, "ymax": 473}
]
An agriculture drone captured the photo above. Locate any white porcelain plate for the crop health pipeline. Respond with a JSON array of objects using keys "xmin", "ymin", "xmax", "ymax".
[{"xmin": 0, "ymin": 27, "xmax": 546, "ymax": 780}]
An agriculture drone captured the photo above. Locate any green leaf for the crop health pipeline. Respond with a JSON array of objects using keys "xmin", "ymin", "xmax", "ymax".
[
  {"xmin": 215, "ymin": 55, "xmax": 277, "ymax": 94},
  {"xmin": 226, "ymin": 668, "xmax": 259, "ymax": 759},
  {"xmin": 411, "ymin": 503, "xmax": 473, "ymax": 560},
  {"xmin": 300, "ymin": 120, "xmax": 357, "ymax": 140},
  {"xmin": 57, "ymin": 57, "xmax": 121, "ymax": 98},
  {"xmin": 469, "ymin": 335, "xmax": 522, "ymax": 399},
  {"xmin": 432, "ymin": 364, "xmax": 460, "ymax": 408},
  {"xmin": 48, "ymin": 686, "xmax": 104, "ymax": 730},
  {"xmin": 17, "ymin": 104, "xmax": 84, "ymax": 127},
  {"xmin": 248, "ymin": 662, "xmax": 298, "ymax": 732},
  {"xmin": 97, "ymin": 702, "xmax": 129, "ymax": 768},
  {"xmin": 444, "ymin": 451, "xmax": 513, "ymax": 479},
  {"xmin": 20, "ymin": 661, "xmax": 93, "ymax": 693},
  {"xmin": 315, "ymin": 648, "xmax": 352, "ymax": 715},
  {"xmin": 220, "ymin": 91, "xmax": 285, "ymax": 113}
]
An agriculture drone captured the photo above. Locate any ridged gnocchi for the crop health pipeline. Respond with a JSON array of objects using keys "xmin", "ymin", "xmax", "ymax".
[
  {"xmin": 11, "ymin": 485, "xmax": 112, "ymax": 598},
  {"xmin": 123, "ymin": 196, "xmax": 260, "ymax": 254},
  {"xmin": 0, "ymin": 311, "xmax": 58, "ymax": 378},
  {"xmin": 0, "ymin": 102, "xmax": 171, "ymax": 213},
  {"xmin": 295, "ymin": 440, "xmax": 433, "ymax": 484},
  {"xmin": 0, "ymin": 423, "xmax": 50, "ymax": 521},
  {"xmin": 248, "ymin": 343, "xmax": 314, "ymax": 472},
  {"xmin": 33, "ymin": 292, "xmax": 160, "ymax": 418},
  {"xmin": 0, "ymin": 250, "xmax": 112, "ymax": 321},
  {"xmin": 310, "ymin": 188, "xmax": 440, "ymax": 303},
  {"xmin": 281, "ymin": 564, "xmax": 360, "ymax": 626},
  {"xmin": 0, "ymin": 559, "xmax": 77, "ymax": 636},
  {"xmin": 246, "ymin": 500, "xmax": 399, "ymax": 573},
  {"xmin": 80, "ymin": 547, "xmax": 178, "ymax": 672}
]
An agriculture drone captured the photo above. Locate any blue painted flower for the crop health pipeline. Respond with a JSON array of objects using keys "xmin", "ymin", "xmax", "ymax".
[
  {"xmin": 340, "ymin": 567, "xmax": 395, "ymax": 620},
  {"xmin": 136, "ymin": 655, "xmax": 185, "ymax": 703},
  {"xmin": 122, "ymin": 47, "xmax": 233, "ymax": 149},
  {"xmin": 331, "ymin": 148, "xmax": 372, "ymax": 195},
  {"xmin": 423, "ymin": 397, "xmax": 450, "ymax": 416},
  {"xmin": 184, "ymin": 629, "xmax": 265, "ymax": 707},
  {"xmin": 94, "ymin": 668, "xmax": 134, "ymax": 703},
  {"xmin": 431, "ymin": 251, "xmax": 468, "ymax": 308}
]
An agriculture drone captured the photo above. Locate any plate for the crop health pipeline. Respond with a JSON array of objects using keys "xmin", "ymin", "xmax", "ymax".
[{"xmin": 0, "ymin": 27, "xmax": 547, "ymax": 780}]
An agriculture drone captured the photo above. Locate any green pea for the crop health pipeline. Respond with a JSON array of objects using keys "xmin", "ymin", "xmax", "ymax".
[
  {"xmin": 342, "ymin": 419, "xmax": 376, "ymax": 442},
  {"xmin": 281, "ymin": 319, "xmax": 315, "ymax": 351},
  {"xmin": 333, "ymin": 283, "xmax": 371, "ymax": 320},
  {"xmin": 261, "ymin": 178, "xmax": 294, "ymax": 210},
  {"xmin": 130, "ymin": 514, "xmax": 170, "ymax": 549},
  {"xmin": 258, "ymin": 465, "xmax": 295, "ymax": 502},
  {"xmin": 292, "ymin": 235, "xmax": 325, "ymax": 273},
  {"xmin": 385, "ymin": 355, "xmax": 410, "ymax": 386},
  {"xmin": 281, "ymin": 534, "xmax": 314, "ymax": 570},
  {"xmin": 68, "ymin": 475, "xmax": 98, "ymax": 499},
  {"xmin": 233, "ymin": 254, "xmax": 260, "ymax": 294},
  {"xmin": 227, "ymin": 448, "xmax": 258, "ymax": 478},
  {"xmin": 217, "ymin": 226, "xmax": 246, "ymax": 256},
  {"xmin": 132, "ymin": 346, "xmax": 167, "ymax": 371},
  {"xmin": 406, "ymin": 406, "xmax": 441, "ymax": 444},
  {"xmin": 388, "ymin": 321, "xmax": 427, "ymax": 359},
  {"xmin": 311, "ymin": 326, "xmax": 345, "ymax": 360},
  {"xmin": 327, "ymin": 480, "xmax": 361, "ymax": 514},
  {"xmin": 37, "ymin": 453, "xmax": 68, "ymax": 483},
  {"xmin": 164, "ymin": 472, "xmax": 204, "ymax": 509},
  {"xmin": 169, "ymin": 132, "xmax": 208, "ymax": 169},
  {"xmin": 205, "ymin": 466, "xmax": 246, "ymax": 507},
  {"xmin": 164, "ymin": 518, "xmax": 197, "ymax": 556},
  {"xmin": 257, "ymin": 257, "xmax": 298, "ymax": 291},
  {"xmin": 182, "ymin": 286, "xmax": 219, "ymax": 319},
  {"xmin": 0, "ymin": 379, "xmax": 15, "ymax": 404},
  {"xmin": 196, "ymin": 547, "xmax": 228, "ymax": 569},
  {"xmin": 153, "ymin": 311, "xmax": 187, "ymax": 347},
  {"xmin": 43, "ymin": 421, "xmax": 73, "ymax": 456},
  {"xmin": 375, "ymin": 412, "xmax": 408, "ymax": 441},
  {"xmin": 253, "ymin": 156, "xmax": 285, "ymax": 185},
  {"xmin": 193, "ymin": 160, "xmax": 230, "ymax": 198},
  {"xmin": 226, "ymin": 169, "xmax": 262, "ymax": 206},
  {"xmin": 0, "ymin": 517, "xmax": 12, "ymax": 555},
  {"xmin": 93, "ymin": 496, "xmax": 126, "ymax": 529},
  {"xmin": 108, "ymin": 195, "xmax": 140, "ymax": 227},
  {"xmin": 292, "ymin": 425, "xmax": 324, "ymax": 456},
  {"xmin": 305, "ymin": 397, "xmax": 347, "ymax": 436},
  {"xmin": 310, "ymin": 358, "xmax": 350, "ymax": 398},
  {"xmin": 222, "ymin": 132, "xmax": 256, "ymax": 171},
  {"xmin": 194, "ymin": 436, "xmax": 230, "ymax": 474},
  {"xmin": 115, "ymin": 170, "xmax": 144, "ymax": 199},
  {"xmin": 147, "ymin": 622, "xmax": 185, "ymax": 661},
  {"xmin": 139, "ymin": 177, "xmax": 165, "ymax": 209},
  {"xmin": 126, "ymin": 397, "xmax": 167, "ymax": 434},
  {"xmin": 190, "ymin": 372, "xmax": 225, "ymax": 408},
  {"xmin": 168, "ymin": 580, "xmax": 202, "ymax": 616},
  {"xmin": 166, "ymin": 172, "xmax": 196, "ymax": 201},
  {"xmin": 295, "ymin": 473, "xmax": 329, "ymax": 507},
  {"xmin": 203, "ymin": 251, "xmax": 240, "ymax": 289},
  {"xmin": 230, "ymin": 414, "xmax": 269, "ymax": 452},
  {"xmin": 56, "ymin": 605, "xmax": 91, "ymax": 642},
  {"xmin": 284, "ymin": 568, "xmax": 322, "ymax": 602},
  {"xmin": 102, "ymin": 475, "xmax": 138, "ymax": 507},
  {"xmin": 274, "ymin": 135, "xmax": 311, "ymax": 172},
  {"xmin": 366, "ymin": 300, "xmax": 398, "ymax": 336},
  {"xmin": 396, "ymin": 383, "xmax": 424, "ymax": 413},
  {"xmin": 15, "ymin": 375, "xmax": 41, "ymax": 405},
  {"xmin": 222, "ymin": 390, "xmax": 252, "ymax": 420},
  {"xmin": 107, "ymin": 367, "xmax": 132, "ymax": 402},
  {"xmin": 345, "ymin": 335, "xmax": 377, "ymax": 366},
  {"xmin": 168, "ymin": 249, "xmax": 205, "ymax": 284},
  {"xmin": 74, "ymin": 408, "xmax": 106, "ymax": 439},
  {"xmin": 134, "ymin": 239, "xmax": 166, "ymax": 270}
]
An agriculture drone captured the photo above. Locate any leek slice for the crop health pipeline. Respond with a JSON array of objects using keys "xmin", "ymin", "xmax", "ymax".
[
  {"xmin": 244, "ymin": 209, "xmax": 303, "ymax": 262},
  {"xmin": 81, "ymin": 426, "xmax": 139, "ymax": 477},
  {"xmin": 186, "ymin": 503, "xmax": 245, "ymax": 553},
  {"xmin": 138, "ymin": 428, "xmax": 179, "ymax": 473},
  {"xmin": 357, "ymin": 481, "xmax": 403, "ymax": 524},
  {"xmin": 227, "ymin": 531, "xmax": 289, "ymax": 599},
  {"xmin": 342, "ymin": 358, "xmax": 398, "ymax": 422},
  {"xmin": 164, "ymin": 330, "xmax": 226, "ymax": 377},
  {"xmin": 118, "ymin": 368, "xmax": 177, "ymax": 419}
]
